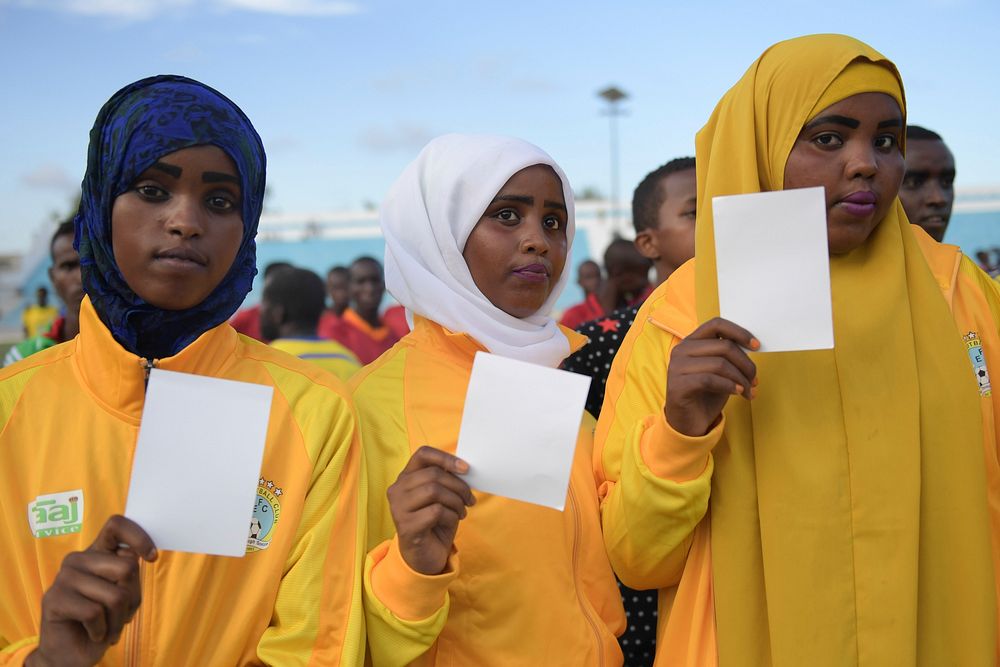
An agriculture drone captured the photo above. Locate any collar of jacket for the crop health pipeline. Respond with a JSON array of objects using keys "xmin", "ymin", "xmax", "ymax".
[
  {"xmin": 405, "ymin": 314, "xmax": 588, "ymax": 362},
  {"xmin": 75, "ymin": 295, "xmax": 240, "ymax": 424}
]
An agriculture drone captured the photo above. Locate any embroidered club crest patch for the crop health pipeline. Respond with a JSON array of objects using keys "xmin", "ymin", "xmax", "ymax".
[
  {"xmin": 28, "ymin": 489, "xmax": 84, "ymax": 538},
  {"xmin": 964, "ymin": 331, "xmax": 992, "ymax": 397},
  {"xmin": 247, "ymin": 477, "xmax": 283, "ymax": 552}
]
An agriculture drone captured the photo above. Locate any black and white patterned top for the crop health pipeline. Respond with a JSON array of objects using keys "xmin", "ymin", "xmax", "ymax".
[{"xmin": 562, "ymin": 304, "xmax": 641, "ymax": 418}]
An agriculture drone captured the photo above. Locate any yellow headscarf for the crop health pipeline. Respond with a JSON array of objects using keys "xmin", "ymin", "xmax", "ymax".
[{"xmin": 695, "ymin": 34, "xmax": 995, "ymax": 664}]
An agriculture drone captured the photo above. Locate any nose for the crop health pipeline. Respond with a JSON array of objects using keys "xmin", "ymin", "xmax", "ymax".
[
  {"xmin": 845, "ymin": 143, "xmax": 878, "ymax": 180},
  {"xmin": 519, "ymin": 219, "xmax": 551, "ymax": 255},
  {"xmin": 163, "ymin": 196, "xmax": 205, "ymax": 238},
  {"xmin": 925, "ymin": 180, "xmax": 947, "ymax": 207}
]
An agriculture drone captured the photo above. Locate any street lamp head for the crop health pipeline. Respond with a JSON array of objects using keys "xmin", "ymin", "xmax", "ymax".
[{"xmin": 598, "ymin": 86, "xmax": 628, "ymax": 103}]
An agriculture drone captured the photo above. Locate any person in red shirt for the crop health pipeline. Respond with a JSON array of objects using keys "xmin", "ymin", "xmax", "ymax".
[
  {"xmin": 577, "ymin": 259, "xmax": 602, "ymax": 297},
  {"xmin": 559, "ymin": 238, "xmax": 651, "ymax": 329},
  {"xmin": 317, "ymin": 265, "xmax": 350, "ymax": 334},
  {"xmin": 229, "ymin": 260, "xmax": 292, "ymax": 341},
  {"xmin": 322, "ymin": 256, "xmax": 402, "ymax": 364}
]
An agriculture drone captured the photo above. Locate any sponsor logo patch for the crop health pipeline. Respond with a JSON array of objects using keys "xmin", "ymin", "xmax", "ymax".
[{"xmin": 28, "ymin": 489, "xmax": 84, "ymax": 538}]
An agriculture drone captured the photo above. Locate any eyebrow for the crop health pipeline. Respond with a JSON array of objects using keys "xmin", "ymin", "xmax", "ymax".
[
  {"xmin": 804, "ymin": 115, "xmax": 859, "ymax": 130},
  {"xmin": 492, "ymin": 194, "xmax": 568, "ymax": 212},
  {"xmin": 905, "ymin": 169, "xmax": 956, "ymax": 178},
  {"xmin": 151, "ymin": 162, "xmax": 182, "ymax": 178},
  {"xmin": 877, "ymin": 118, "xmax": 902, "ymax": 129},
  {"xmin": 203, "ymin": 171, "xmax": 240, "ymax": 185}
]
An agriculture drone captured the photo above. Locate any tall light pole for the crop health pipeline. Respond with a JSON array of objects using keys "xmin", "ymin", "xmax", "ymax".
[{"xmin": 598, "ymin": 85, "xmax": 628, "ymax": 232}]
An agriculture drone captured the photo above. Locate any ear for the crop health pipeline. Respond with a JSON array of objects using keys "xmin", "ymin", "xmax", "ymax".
[
  {"xmin": 47, "ymin": 266, "xmax": 55, "ymax": 283},
  {"xmin": 634, "ymin": 230, "xmax": 660, "ymax": 261}
]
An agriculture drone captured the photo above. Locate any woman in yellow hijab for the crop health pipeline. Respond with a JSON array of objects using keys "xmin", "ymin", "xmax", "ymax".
[{"xmin": 595, "ymin": 34, "xmax": 1000, "ymax": 665}]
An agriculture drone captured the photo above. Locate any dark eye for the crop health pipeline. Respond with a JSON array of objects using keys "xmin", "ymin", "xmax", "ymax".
[
  {"xmin": 682, "ymin": 209, "xmax": 697, "ymax": 219},
  {"xmin": 901, "ymin": 174, "xmax": 924, "ymax": 190},
  {"xmin": 941, "ymin": 176, "xmax": 955, "ymax": 189},
  {"xmin": 207, "ymin": 194, "xmax": 238, "ymax": 213},
  {"xmin": 495, "ymin": 208, "xmax": 520, "ymax": 223},
  {"xmin": 135, "ymin": 184, "xmax": 167, "ymax": 200},
  {"xmin": 543, "ymin": 215, "xmax": 562, "ymax": 231},
  {"xmin": 813, "ymin": 133, "xmax": 842, "ymax": 148},
  {"xmin": 874, "ymin": 135, "xmax": 897, "ymax": 151}
]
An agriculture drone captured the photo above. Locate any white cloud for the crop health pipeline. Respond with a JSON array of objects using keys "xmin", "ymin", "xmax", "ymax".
[
  {"xmin": 216, "ymin": 0, "xmax": 361, "ymax": 16},
  {"xmin": 358, "ymin": 123, "xmax": 434, "ymax": 154},
  {"xmin": 21, "ymin": 164, "xmax": 74, "ymax": 190},
  {"xmin": 3, "ymin": 0, "xmax": 361, "ymax": 20}
]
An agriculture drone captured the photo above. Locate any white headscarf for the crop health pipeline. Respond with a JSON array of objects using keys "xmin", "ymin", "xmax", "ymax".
[{"xmin": 381, "ymin": 134, "xmax": 576, "ymax": 368}]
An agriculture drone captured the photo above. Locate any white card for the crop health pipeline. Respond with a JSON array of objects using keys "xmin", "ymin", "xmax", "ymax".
[
  {"xmin": 712, "ymin": 187, "xmax": 834, "ymax": 352},
  {"xmin": 125, "ymin": 369, "xmax": 273, "ymax": 557},
  {"xmin": 455, "ymin": 352, "xmax": 591, "ymax": 511}
]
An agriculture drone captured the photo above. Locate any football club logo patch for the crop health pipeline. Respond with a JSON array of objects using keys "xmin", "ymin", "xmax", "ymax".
[
  {"xmin": 28, "ymin": 489, "xmax": 84, "ymax": 539},
  {"xmin": 247, "ymin": 477, "xmax": 283, "ymax": 552},
  {"xmin": 964, "ymin": 331, "xmax": 992, "ymax": 397}
]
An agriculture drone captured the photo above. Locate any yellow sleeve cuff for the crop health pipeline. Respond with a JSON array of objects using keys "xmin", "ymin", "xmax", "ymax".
[
  {"xmin": 639, "ymin": 412, "xmax": 723, "ymax": 482},
  {"xmin": 370, "ymin": 536, "xmax": 459, "ymax": 622}
]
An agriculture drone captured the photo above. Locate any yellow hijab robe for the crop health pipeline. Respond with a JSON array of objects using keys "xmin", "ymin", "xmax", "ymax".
[{"xmin": 695, "ymin": 34, "xmax": 995, "ymax": 664}]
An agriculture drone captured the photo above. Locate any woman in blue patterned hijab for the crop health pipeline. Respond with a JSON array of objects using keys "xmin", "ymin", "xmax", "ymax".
[{"xmin": 75, "ymin": 74, "xmax": 265, "ymax": 359}]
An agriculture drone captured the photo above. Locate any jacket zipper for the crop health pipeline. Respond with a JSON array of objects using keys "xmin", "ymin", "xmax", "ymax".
[
  {"xmin": 569, "ymin": 485, "xmax": 605, "ymax": 667},
  {"xmin": 123, "ymin": 560, "xmax": 147, "ymax": 666},
  {"xmin": 124, "ymin": 357, "xmax": 156, "ymax": 666}
]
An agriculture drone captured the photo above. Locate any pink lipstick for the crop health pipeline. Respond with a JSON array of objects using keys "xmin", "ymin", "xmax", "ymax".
[
  {"xmin": 840, "ymin": 191, "xmax": 877, "ymax": 217},
  {"xmin": 512, "ymin": 263, "xmax": 549, "ymax": 283}
]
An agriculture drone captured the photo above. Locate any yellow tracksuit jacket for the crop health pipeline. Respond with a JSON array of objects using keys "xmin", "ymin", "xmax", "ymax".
[
  {"xmin": 594, "ymin": 229, "xmax": 1000, "ymax": 665},
  {"xmin": 350, "ymin": 317, "xmax": 625, "ymax": 666},
  {"xmin": 0, "ymin": 297, "xmax": 366, "ymax": 666}
]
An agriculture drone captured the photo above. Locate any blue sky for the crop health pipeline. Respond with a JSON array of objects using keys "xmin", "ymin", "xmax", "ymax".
[{"xmin": 1, "ymin": 0, "xmax": 997, "ymax": 254}]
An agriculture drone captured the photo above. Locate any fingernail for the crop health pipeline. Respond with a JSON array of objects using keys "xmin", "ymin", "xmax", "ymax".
[
  {"xmin": 750, "ymin": 388, "xmax": 758, "ymax": 399},
  {"xmin": 752, "ymin": 377, "xmax": 759, "ymax": 387},
  {"xmin": 734, "ymin": 384, "xmax": 744, "ymax": 395},
  {"xmin": 455, "ymin": 459, "xmax": 470, "ymax": 474},
  {"xmin": 749, "ymin": 338, "xmax": 761, "ymax": 351},
  {"xmin": 148, "ymin": 547, "xmax": 158, "ymax": 560}
]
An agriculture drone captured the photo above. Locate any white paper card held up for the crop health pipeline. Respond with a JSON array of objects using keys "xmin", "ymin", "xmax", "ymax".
[
  {"xmin": 712, "ymin": 186, "xmax": 834, "ymax": 352},
  {"xmin": 125, "ymin": 369, "xmax": 273, "ymax": 557},
  {"xmin": 455, "ymin": 352, "xmax": 590, "ymax": 511}
]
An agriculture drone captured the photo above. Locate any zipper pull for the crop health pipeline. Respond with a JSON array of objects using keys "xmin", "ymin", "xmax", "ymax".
[{"xmin": 140, "ymin": 358, "xmax": 157, "ymax": 385}]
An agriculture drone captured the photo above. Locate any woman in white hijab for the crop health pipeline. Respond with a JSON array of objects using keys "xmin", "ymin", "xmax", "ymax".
[{"xmin": 351, "ymin": 134, "xmax": 625, "ymax": 666}]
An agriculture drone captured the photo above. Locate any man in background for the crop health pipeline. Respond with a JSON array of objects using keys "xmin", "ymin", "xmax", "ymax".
[
  {"xmin": 899, "ymin": 125, "xmax": 956, "ymax": 243},
  {"xmin": 260, "ymin": 266, "xmax": 360, "ymax": 381},
  {"xmin": 230, "ymin": 261, "xmax": 293, "ymax": 341},
  {"xmin": 321, "ymin": 256, "xmax": 402, "ymax": 365},
  {"xmin": 560, "ymin": 242, "xmax": 651, "ymax": 330},
  {"xmin": 6, "ymin": 222, "xmax": 82, "ymax": 366},
  {"xmin": 577, "ymin": 259, "xmax": 603, "ymax": 298}
]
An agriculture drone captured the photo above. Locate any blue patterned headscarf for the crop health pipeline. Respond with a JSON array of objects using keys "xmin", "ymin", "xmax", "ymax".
[{"xmin": 75, "ymin": 75, "xmax": 265, "ymax": 359}]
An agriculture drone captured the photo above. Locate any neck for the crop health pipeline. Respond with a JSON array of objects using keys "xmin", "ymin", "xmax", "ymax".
[
  {"xmin": 357, "ymin": 308, "xmax": 381, "ymax": 328},
  {"xmin": 654, "ymin": 261, "xmax": 676, "ymax": 287},
  {"xmin": 63, "ymin": 309, "xmax": 80, "ymax": 341},
  {"xmin": 280, "ymin": 324, "xmax": 317, "ymax": 339}
]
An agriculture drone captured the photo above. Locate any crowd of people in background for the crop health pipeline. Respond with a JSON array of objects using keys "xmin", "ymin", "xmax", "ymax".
[{"xmin": 3, "ymin": 32, "xmax": 998, "ymax": 667}]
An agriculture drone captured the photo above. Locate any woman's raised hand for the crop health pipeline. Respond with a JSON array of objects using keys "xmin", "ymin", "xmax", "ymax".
[
  {"xmin": 387, "ymin": 446, "xmax": 476, "ymax": 576},
  {"xmin": 27, "ymin": 515, "xmax": 157, "ymax": 667},
  {"xmin": 665, "ymin": 317, "xmax": 759, "ymax": 437}
]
